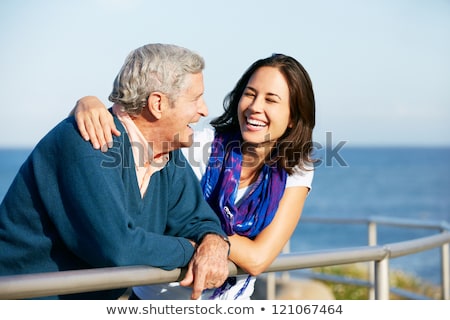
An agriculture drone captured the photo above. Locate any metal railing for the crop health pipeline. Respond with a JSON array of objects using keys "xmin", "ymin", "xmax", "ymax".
[
  {"xmin": 0, "ymin": 216, "xmax": 449, "ymax": 300},
  {"xmin": 298, "ymin": 215, "xmax": 450, "ymax": 300}
]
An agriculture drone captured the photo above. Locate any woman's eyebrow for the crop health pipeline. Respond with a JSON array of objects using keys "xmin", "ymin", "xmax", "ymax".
[
  {"xmin": 246, "ymin": 86, "xmax": 281, "ymax": 100},
  {"xmin": 267, "ymin": 92, "xmax": 282, "ymax": 100}
]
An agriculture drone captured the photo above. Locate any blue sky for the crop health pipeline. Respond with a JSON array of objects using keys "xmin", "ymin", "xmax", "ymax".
[{"xmin": 1, "ymin": 0, "xmax": 449, "ymax": 148}]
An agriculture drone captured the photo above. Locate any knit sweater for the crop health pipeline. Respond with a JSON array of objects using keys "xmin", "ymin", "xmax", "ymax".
[{"xmin": 0, "ymin": 115, "xmax": 225, "ymax": 299}]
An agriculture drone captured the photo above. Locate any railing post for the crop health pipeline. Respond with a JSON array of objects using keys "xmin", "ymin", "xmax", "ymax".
[
  {"xmin": 441, "ymin": 239, "xmax": 449, "ymax": 299},
  {"xmin": 368, "ymin": 221, "xmax": 377, "ymax": 300},
  {"xmin": 281, "ymin": 241, "xmax": 291, "ymax": 281},
  {"xmin": 265, "ymin": 241, "xmax": 291, "ymax": 299},
  {"xmin": 375, "ymin": 257, "xmax": 390, "ymax": 300},
  {"xmin": 266, "ymin": 272, "xmax": 276, "ymax": 299}
]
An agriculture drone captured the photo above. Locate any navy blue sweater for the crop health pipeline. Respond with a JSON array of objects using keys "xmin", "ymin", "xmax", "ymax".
[{"xmin": 0, "ymin": 115, "xmax": 225, "ymax": 299}]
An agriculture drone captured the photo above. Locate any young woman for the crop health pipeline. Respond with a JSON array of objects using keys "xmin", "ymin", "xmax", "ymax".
[{"xmin": 73, "ymin": 53, "xmax": 315, "ymax": 300}]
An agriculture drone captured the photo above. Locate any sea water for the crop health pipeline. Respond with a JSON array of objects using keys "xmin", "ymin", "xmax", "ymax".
[
  {"xmin": 292, "ymin": 146, "xmax": 450, "ymax": 285},
  {"xmin": 1, "ymin": 146, "xmax": 449, "ymax": 285}
]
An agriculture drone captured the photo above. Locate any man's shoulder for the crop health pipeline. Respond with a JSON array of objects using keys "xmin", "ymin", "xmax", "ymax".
[
  {"xmin": 37, "ymin": 116, "xmax": 79, "ymax": 145},
  {"xmin": 34, "ymin": 116, "xmax": 110, "ymax": 162}
]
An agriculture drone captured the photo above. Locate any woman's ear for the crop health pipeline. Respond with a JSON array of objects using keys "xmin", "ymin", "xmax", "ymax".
[
  {"xmin": 288, "ymin": 118, "xmax": 294, "ymax": 128},
  {"xmin": 147, "ymin": 93, "xmax": 163, "ymax": 120}
]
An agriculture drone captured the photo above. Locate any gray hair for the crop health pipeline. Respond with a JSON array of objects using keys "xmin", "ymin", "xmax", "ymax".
[{"xmin": 109, "ymin": 43, "xmax": 205, "ymax": 116}]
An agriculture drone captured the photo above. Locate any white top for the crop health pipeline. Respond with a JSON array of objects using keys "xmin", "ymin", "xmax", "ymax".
[{"xmin": 134, "ymin": 127, "xmax": 314, "ymax": 300}]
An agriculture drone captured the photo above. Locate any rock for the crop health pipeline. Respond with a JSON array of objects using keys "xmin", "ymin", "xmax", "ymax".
[{"xmin": 252, "ymin": 275, "xmax": 335, "ymax": 300}]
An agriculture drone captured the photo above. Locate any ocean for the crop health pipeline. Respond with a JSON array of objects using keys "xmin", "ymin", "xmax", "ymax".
[
  {"xmin": 291, "ymin": 146, "xmax": 450, "ymax": 285},
  {"xmin": 1, "ymin": 146, "xmax": 449, "ymax": 285}
]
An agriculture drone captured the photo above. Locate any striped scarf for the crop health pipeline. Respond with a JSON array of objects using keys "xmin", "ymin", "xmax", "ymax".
[{"xmin": 201, "ymin": 131, "xmax": 287, "ymax": 239}]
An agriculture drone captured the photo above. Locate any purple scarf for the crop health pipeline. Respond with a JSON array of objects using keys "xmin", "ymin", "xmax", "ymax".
[{"xmin": 201, "ymin": 131, "xmax": 287, "ymax": 239}]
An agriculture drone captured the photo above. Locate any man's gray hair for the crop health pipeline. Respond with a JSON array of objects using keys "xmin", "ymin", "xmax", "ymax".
[{"xmin": 109, "ymin": 43, "xmax": 205, "ymax": 116}]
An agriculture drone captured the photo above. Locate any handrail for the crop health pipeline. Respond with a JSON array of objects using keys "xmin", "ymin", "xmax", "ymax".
[
  {"xmin": 302, "ymin": 215, "xmax": 450, "ymax": 231},
  {"xmin": 0, "ymin": 216, "xmax": 449, "ymax": 300},
  {"xmin": 388, "ymin": 232, "xmax": 449, "ymax": 258},
  {"xmin": 1, "ymin": 247, "xmax": 387, "ymax": 299}
]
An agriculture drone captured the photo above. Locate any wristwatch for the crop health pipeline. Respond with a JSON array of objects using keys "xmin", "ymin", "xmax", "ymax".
[{"xmin": 221, "ymin": 235, "xmax": 231, "ymax": 256}]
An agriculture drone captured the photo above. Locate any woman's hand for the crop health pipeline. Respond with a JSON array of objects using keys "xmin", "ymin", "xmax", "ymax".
[{"xmin": 73, "ymin": 96, "xmax": 120, "ymax": 152}]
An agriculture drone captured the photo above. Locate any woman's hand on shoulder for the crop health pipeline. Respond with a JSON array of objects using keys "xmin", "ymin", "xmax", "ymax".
[{"xmin": 73, "ymin": 96, "xmax": 120, "ymax": 152}]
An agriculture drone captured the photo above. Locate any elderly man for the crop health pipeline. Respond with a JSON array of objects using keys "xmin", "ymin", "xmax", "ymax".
[{"xmin": 0, "ymin": 43, "xmax": 229, "ymax": 300}]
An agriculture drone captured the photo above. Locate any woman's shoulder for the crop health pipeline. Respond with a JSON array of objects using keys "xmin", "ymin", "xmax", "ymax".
[{"xmin": 285, "ymin": 164, "xmax": 314, "ymax": 189}]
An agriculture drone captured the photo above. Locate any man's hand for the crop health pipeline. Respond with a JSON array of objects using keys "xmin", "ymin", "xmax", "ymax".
[{"xmin": 180, "ymin": 234, "xmax": 230, "ymax": 299}]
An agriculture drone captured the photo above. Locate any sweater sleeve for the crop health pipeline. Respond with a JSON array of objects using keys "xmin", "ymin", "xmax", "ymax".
[
  {"xmin": 164, "ymin": 149, "xmax": 226, "ymax": 244},
  {"xmin": 34, "ymin": 117, "xmax": 196, "ymax": 270}
]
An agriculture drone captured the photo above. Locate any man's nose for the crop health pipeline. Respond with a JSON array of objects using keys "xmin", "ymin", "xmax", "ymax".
[{"xmin": 198, "ymin": 98, "xmax": 208, "ymax": 117}]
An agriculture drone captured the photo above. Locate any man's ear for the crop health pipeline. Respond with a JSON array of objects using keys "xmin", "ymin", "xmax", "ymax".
[{"xmin": 147, "ymin": 93, "xmax": 164, "ymax": 120}]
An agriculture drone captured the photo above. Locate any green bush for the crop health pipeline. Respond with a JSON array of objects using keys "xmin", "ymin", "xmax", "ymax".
[{"xmin": 311, "ymin": 263, "xmax": 441, "ymax": 300}]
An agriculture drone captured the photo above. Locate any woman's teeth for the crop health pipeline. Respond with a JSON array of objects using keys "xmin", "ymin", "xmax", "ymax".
[{"xmin": 247, "ymin": 119, "xmax": 267, "ymax": 127}]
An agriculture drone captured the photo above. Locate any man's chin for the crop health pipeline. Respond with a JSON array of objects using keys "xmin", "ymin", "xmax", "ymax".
[
  {"xmin": 180, "ymin": 140, "xmax": 193, "ymax": 148},
  {"xmin": 170, "ymin": 132, "xmax": 194, "ymax": 150}
]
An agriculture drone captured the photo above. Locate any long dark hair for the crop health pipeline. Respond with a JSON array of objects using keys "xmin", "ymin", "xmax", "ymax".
[{"xmin": 210, "ymin": 54, "xmax": 315, "ymax": 174}]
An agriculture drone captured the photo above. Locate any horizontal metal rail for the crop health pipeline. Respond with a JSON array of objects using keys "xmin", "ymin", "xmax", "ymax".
[
  {"xmin": 388, "ymin": 232, "xmax": 449, "ymax": 258},
  {"xmin": 302, "ymin": 215, "xmax": 450, "ymax": 231},
  {"xmin": 0, "ymin": 216, "xmax": 449, "ymax": 300}
]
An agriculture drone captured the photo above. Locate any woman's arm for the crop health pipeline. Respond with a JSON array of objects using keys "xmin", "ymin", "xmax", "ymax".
[
  {"xmin": 228, "ymin": 186, "xmax": 309, "ymax": 276},
  {"xmin": 71, "ymin": 96, "xmax": 120, "ymax": 151}
]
